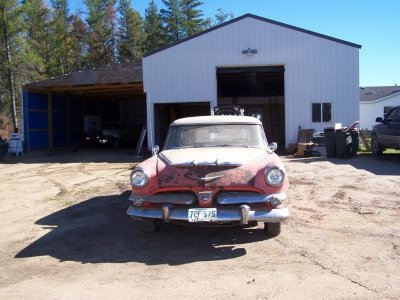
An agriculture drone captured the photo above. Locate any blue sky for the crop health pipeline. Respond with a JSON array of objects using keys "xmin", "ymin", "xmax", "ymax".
[{"xmin": 68, "ymin": 0, "xmax": 400, "ymax": 87}]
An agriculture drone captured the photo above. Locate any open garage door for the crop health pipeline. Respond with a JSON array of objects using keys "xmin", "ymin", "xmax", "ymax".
[
  {"xmin": 217, "ymin": 66, "xmax": 285, "ymax": 148},
  {"xmin": 154, "ymin": 102, "xmax": 210, "ymax": 147}
]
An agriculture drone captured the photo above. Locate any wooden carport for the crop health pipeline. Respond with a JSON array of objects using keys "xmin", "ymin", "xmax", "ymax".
[{"xmin": 23, "ymin": 60, "xmax": 145, "ymax": 151}]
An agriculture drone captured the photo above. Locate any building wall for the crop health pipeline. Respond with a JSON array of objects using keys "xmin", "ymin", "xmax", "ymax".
[
  {"xmin": 360, "ymin": 93, "xmax": 400, "ymax": 130},
  {"xmin": 143, "ymin": 16, "xmax": 360, "ymax": 148}
]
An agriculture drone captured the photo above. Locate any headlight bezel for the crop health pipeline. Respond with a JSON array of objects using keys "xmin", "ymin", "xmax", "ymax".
[
  {"xmin": 130, "ymin": 168, "xmax": 149, "ymax": 188},
  {"xmin": 265, "ymin": 167, "xmax": 285, "ymax": 187}
]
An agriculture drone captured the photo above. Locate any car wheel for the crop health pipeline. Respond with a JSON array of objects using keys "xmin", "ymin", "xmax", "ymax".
[
  {"xmin": 371, "ymin": 135, "xmax": 383, "ymax": 155},
  {"xmin": 138, "ymin": 220, "xmax": 161, "ymax": 233},
  {"xmin": 264, "ymin": 222, "xmax": 281, "ymax": 237}
]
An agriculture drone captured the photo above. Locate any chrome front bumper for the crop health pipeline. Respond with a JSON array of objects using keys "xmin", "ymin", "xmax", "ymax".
[{"xmin": 127, "ymin": 205, "xmax": 289, "ymax": 224}]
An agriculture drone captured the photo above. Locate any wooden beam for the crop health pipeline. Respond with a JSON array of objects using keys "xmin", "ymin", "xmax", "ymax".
[
  {"xmin": 359, "ymin": 129, "xmax": 371, "ymax": 152},
  {"xmin": 48, "ymin": 82, "xmax": 143, "ymax": 93},
  {"xmin": 47, "ymin": 92, "xmax": 53, "ymax": 148}
]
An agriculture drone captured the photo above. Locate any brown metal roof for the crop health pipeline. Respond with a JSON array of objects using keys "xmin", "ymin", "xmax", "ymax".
[{"xmin": 24, "ymin": 60, "xmax": 143, "ymax": 91}]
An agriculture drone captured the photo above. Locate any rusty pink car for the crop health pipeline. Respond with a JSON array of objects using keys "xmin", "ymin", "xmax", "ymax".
[{"xmin": 127, "ymin": 115, "xmax": 289, "ymax": 237}]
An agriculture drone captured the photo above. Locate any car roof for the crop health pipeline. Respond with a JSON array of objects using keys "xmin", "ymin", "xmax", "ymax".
[{"xmin": 171, "ymin": 115, "xmax": 262, "ymax": 126}]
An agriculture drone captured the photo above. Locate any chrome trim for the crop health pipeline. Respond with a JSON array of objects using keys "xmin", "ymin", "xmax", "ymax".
[
  {"xmin": 127, "ymin": 206, "xmax": 289, "ymax": 223},
  {"xmin": 129, "ymin": 193, "xmax": 196, "ymax": 205},
  {"xmin": 240, "ymin": 205, "xmax": 250, "ymax": 225},
  {"xmin": 186, "ymin": 174, "xmax": 225, "ymax": 183},
  {"xmin": 161, "ymin": 204, "xmax": 173, "ymax": 222},
  {"xmin": 217, "ymin": 192, "xmax": 287, "ymax": 205}
]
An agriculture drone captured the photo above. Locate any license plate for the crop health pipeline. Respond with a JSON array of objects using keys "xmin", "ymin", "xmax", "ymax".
[{"xmin": 188, "ymin": 208, "xmax": 217, "ymax": 222}]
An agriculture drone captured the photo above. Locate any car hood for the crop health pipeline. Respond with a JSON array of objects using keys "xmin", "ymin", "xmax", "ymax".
[
  {"xmin": 157, "ymin": 147, "xmax": 276, "ymax": 188},
  {"xmin": 159, "ymin": 147, "xmax": 269, "ymax": 167}
]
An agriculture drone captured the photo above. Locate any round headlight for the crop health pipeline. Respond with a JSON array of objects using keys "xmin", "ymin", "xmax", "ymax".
[
  {"xmin": 131, "ymin": 169, "xmax": 149, "ymax": 188},
  {"xmin": 265, "ymin": 167, "xmax": 284, "ymax": 186}
]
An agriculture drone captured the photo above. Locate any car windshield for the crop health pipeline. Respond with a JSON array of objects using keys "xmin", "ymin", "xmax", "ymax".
[{"xmin": 164, "ymin": 124, "xmax": 268, "ymax": 150}]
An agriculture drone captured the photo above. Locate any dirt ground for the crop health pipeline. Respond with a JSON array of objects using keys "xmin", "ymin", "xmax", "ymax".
[{"xmin": 0, "ymin": 148, "xmax": 399, "ymax": 300}]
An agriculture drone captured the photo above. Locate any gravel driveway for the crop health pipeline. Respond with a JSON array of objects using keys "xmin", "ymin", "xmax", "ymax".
[{"xmin": 0, "ymin": 149, "xmax": 399, "ymax": 299}]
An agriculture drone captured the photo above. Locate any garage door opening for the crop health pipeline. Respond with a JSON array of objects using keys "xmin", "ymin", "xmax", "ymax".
[
  {"xmin": 154, "ymin": 102, "xmax": 210, "ymax": 147},
  {"xmin": 217, "ymin": 66, "xmax": 285, "ymax": 148}
]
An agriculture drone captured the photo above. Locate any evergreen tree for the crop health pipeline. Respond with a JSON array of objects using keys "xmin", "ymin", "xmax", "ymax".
[
  {"xmin": 84, "ymin": 0, "xmax": 117, "ymax": 67},
  {"xmin": 0, "ymin": 0, "xmax": 25, "ymax": 132},
  {"xmin": 117, "ymin": 0, "xmax": 143, "ymax": 61},
  {"xmin": 214, "ymin": 8, "xmax": 234, "ymax": 25},
  {"xmin": 143, "ymin": 0, "xmax": 165, "ymax": 52},
  {"xmin": 22, "ymin": 0, "xmax": 51, "ymax": 79},
  {"xmin": 49, "ymin": 0, "xmax": 69, "ymax": 75},
  {"xmin": 68, "ymin": 13, "xmax": 88, "ymax": 71},
  {"xmin": 160, "ymin": 0, "xmax": 184, "ymax": 42},
  {"xmin": 181, "ymin": 0, "xmax": 205, "ymax": 36}
]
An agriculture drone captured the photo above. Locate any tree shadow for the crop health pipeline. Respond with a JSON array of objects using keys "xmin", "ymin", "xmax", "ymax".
[{"xmin": 16, "ymin": 191, "xmax": 266, "ymax": 265}]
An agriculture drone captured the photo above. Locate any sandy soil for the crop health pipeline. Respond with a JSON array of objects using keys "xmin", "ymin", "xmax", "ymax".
[{"xmin": 0, "ymin": 148, "xmax": 399, "ymax": 300}]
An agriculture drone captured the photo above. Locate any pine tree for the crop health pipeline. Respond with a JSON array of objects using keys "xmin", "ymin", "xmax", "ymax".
[
  {"xmin": 68, "ymin": 13, "xmax": 88, "ymax": 71},
  {"xmin": 117, "ymin": 0, "xmax": 143, "ymax": 61},
  {"xmin": 214, "ymin": 8, "xmax": 234, "ymax": 26},
  {"xmin": 143, "ymin": 0, "xmax": 165, "ymax": 52},
  {"xmin": 0, "ymin": 0, "xmax": 25, "ymax": 132},
  {"xmin": 49, "ymin": 0, "xmax": 69, "ymax": 75},
  {"xmin": 160, "ymin": 0, "xmax": 184, "ymax": 42},
  {"xmin": 23, "ymin": 0, "xmax": 51, "ymax": 78},
  {"xmin": 181, "ymin": 0, "xmax": 205, "ymax": 37},
  {"xmin": 84, "ymin": 0, "xmax": 117, "ymax": 67}
]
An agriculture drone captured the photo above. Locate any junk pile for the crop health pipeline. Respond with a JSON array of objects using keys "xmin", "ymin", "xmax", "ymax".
[
  {"xmin": 324, "ymin": 121, "xmax": 359, "ymax": 159},
  {"xmin": 292, "ymin": 121, "xmax": 360, "ymax": 158}
]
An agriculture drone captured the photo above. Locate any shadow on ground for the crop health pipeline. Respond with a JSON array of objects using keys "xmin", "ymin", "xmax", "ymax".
[
  {"xmin": 3, "ymin": 147, "xmax": 147, "ymax": 164},
  {"xmin": 16, "ymin": 191, "xmax": 265, "ymax": 265},
  {"xmin": 286, "ymin": 152, "xmax": 400, "ymax": 176}
]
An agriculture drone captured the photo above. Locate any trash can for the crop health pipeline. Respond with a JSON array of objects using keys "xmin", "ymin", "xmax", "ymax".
[
  {"xmin": 324, "ymin": 128, "xmax": 336, "ymax": 158},
  {"xmin": 334, "ymin": 131, "xmax": 351, "ymax": 158},
  {"xmin": 8, "ymin": 133, "xmax": 23, "ymax": 156}
]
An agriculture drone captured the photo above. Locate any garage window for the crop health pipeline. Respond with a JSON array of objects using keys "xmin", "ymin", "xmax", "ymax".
[{"xmin": 312, "ymin": 102, "xmax": 331, "ymax": 123}]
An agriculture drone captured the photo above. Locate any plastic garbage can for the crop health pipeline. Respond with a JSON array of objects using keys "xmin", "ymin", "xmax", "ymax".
[
  {"xmin": 335, "ymin": 131, "xmax": 352, "ymax": 159},
  {"xmin": 324, "ymin": 128, "xmax": 336, "ymax": 158}
]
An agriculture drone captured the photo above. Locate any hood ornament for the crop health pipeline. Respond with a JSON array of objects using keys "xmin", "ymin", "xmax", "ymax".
[{"xmin": 187, "ymin": 174, "xmax": 225, "ymax": 183}]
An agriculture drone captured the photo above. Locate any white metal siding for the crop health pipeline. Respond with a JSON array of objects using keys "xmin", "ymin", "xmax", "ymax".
[{"xmin": 143, "ymin": 17, "xmax": 360, "ymax": 147}]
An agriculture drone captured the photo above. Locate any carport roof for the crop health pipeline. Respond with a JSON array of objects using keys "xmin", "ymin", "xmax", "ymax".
[{"xmin": 24, "ymin": 60, "xmax": 143, "ymax": 93}]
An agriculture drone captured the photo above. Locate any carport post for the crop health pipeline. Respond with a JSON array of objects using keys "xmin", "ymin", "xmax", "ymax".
[
  {"xmin": 66, "ymin": 94, "xmax": 70, "ymax": 146},
  {"xmin": 47, "ymin": 92, "xmax": 53, "ymax": 148}
]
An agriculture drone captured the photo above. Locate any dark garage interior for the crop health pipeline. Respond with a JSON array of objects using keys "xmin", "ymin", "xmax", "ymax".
[
  {"xmin": 23, "ymin": 61, "xmax": 146, "ymax": 151},
  {"xmin": 217, "ymin": 66, "xmax": 285, "ymax": 148},
  {"xmin": 153, "ymin": 102, "xmax": 211, "ymax": 147}
]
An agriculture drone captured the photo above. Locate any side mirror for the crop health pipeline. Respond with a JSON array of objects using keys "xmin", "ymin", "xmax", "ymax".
[
  {"xmin": 375, "ymin": 117, "xmax": 383, "ymax": 123},
  {"xmin": 152, "ymin": 145, "xmax": 160, "ymax": 156},
  {"xmin": 269, "ymin": 142, "xmax": 278, "ymax": 152}
]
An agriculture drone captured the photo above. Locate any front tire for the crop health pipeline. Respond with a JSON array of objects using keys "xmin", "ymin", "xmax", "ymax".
[
  {"xmin": 371, "ymin": 134, "xmax": 383, "ymax": 155},
  {"xmin": 264, "ymin": 222, "xmax": 281, "ymax": 237}
]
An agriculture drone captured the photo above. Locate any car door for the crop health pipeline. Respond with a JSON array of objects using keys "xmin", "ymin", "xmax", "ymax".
[
  {"xmin": 393, "ymin": 108, "xmax": 400, "ymax": 148},
  {"xmin": 382, "ymin": 107, "xmax": 400, "ymax": 148}
]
